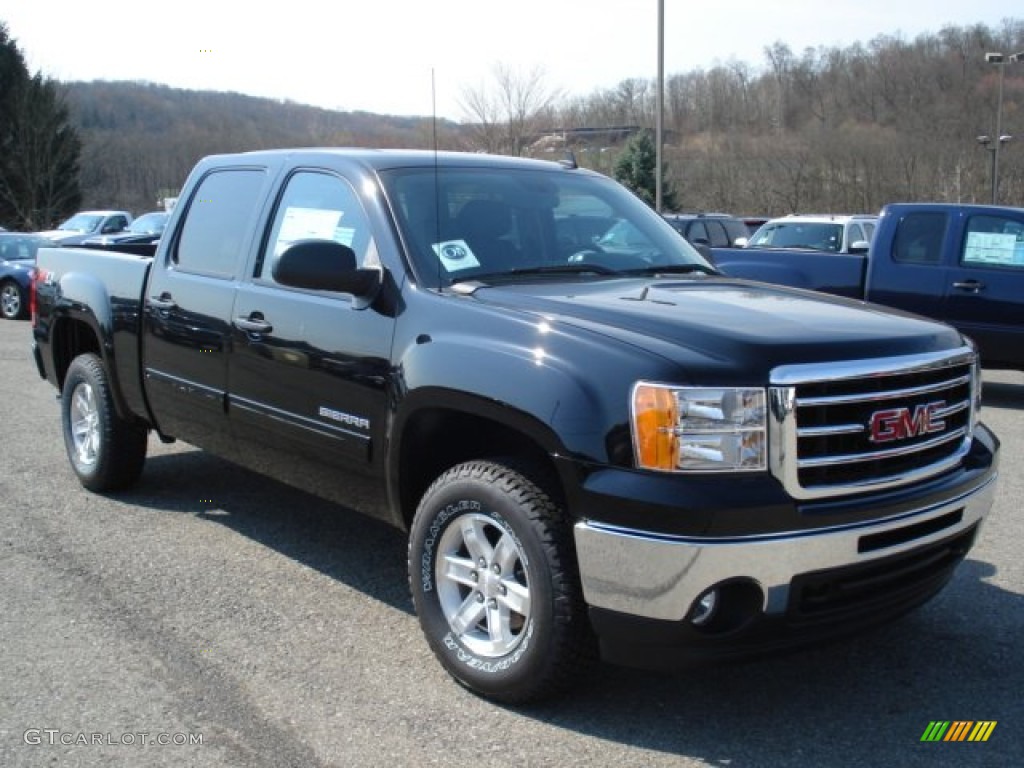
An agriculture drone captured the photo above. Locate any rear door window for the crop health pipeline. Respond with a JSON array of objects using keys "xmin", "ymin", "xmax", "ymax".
[
  {"xmin": 704, "ymin": 221, "xmax": 730, "ymax": 247},
  {"xmin": 174, "ymin": 169, "xmax": 267, "ymax": 279},
  {"xmin": 892, "ymin": 212, "xmax": 946, "ymax": 265}
]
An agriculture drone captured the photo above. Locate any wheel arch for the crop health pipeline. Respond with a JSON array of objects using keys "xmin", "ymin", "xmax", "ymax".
[
  {"xmin": 48, "ymin": 311, "xmax": 137, "ymax": 425},
  {"xmin": 391, "ymin": 393, "xmax": 570, "ymax": 531}
]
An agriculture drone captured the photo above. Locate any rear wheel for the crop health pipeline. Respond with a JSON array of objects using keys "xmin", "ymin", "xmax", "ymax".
[
  {"xmin": 61, "ymin": 353, "xmax": 148, "ymax": 491},
  {"xmin": 0, "ymin": 280, "xmax": 26, "ymax": 320},
  {"xmin": 408, "ymin": 459, "xmax": 593, "ymax": 703}
]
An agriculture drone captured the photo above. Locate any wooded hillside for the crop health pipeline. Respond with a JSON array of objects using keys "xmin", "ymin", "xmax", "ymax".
[{"xmin": 65, "ymin": 19, "xmax": 1024, "ymax": 217}]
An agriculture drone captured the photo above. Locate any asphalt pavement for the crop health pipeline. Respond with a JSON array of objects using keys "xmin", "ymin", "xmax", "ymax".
[{"xmin": 1, "ymin": 318, "xmax": 1021, "ymax": 767}]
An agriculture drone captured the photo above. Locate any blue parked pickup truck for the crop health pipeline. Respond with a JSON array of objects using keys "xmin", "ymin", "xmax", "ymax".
[{"xmin": 712, "ymin": 203, "xmax": 1024, "ymax": 370}]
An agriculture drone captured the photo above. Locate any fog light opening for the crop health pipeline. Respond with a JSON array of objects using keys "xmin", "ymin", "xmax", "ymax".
[
  {"xmin": 687, "ymin": 579, "xmax": 764, "ymax": 635},
  {"xmin": 690, "ymin": 589, "xmax": 719, "ymax": 627}
]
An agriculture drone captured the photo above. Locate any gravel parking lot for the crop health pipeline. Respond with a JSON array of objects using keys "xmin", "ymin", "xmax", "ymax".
[{"xmin": 1, "ymin": 318, "xmax": 1021, "ymax": 767}]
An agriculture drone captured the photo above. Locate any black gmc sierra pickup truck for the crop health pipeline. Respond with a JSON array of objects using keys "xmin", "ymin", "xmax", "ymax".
[{"xmin": 32, "ymin": 149, "xmax": 1000, "ymax": 703}]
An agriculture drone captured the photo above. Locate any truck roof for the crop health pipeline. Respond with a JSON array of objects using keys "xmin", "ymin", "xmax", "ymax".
[{"xmin": 196, "ymin": 147, "xmax": 601, "ymax": 175}]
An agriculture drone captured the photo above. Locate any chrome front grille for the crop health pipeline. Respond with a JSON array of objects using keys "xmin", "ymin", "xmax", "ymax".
[{"xmin": 770, "ymin": 349, "xmax": 978, "ymax": 500}]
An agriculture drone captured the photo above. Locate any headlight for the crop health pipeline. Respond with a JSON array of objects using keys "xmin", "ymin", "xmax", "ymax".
[{"xmin": 631, "ymin": 383, "xmax": 767, "ymax": 472}]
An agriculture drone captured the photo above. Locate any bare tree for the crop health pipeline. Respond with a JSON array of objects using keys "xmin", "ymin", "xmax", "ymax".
[
  {"xmin": 458, "ymin": 78, "xmax": 505, "ymax": 153},
  {"xmin": 459, "ymin": 64, "xmax": 558, "ymax": 155}
]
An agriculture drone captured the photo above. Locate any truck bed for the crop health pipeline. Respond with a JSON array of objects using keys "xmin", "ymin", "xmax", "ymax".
[{"xmin": 710, "ymin": 246, "xmax": 868, "ymax": 299}]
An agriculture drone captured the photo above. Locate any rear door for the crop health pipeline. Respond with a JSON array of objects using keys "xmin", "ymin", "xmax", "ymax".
[
  {"xmin": 942, "ymin": 210, "xmax": 1024, "ymax": 367},
  {"xmin": 865, "ymin": 210, "xmax": 950, "ymax": 318},
  {"xmin": 143, "ymin": 164, "xmax": 277, "ymax": 453}
]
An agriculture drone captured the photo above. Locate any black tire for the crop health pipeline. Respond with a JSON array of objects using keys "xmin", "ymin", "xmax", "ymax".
[
  {"xmin": 61, "ymin": 353, "xmax": 148, "ymax": 491},
  {"xmin": 408, "ymin": 459, "xmax": 594, "ymax": 703},
  {"xmin": 0, "ymin": 279, "xmax": 26, "ymax": 320}
]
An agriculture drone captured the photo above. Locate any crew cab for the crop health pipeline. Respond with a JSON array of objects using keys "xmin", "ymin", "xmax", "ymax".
[
  {"xmin": 713, "ymin": 203, "xmax": 1024, "ymax": 370},
  {"xmin": 31, "ymin": 150, "xmax": 999, "ymax": 703}
]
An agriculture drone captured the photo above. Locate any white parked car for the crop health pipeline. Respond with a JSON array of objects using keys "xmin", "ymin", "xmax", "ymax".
[
  {"xmin": 36, "ymin": 210, "xmax": 133, "ymax": 245},
  {"xmin": 746, "ymin": 214, "xmax": 878, "ymax": 254}
]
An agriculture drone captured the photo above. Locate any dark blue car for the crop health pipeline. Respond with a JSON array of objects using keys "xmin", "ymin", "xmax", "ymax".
[{"xmin": 0, "ymin": 233, "xmax": 47, "ymax": 320}]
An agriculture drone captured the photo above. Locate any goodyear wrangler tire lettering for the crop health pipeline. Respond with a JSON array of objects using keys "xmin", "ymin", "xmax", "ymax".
[{"xmin": 408, "ymin": 459, "xmax": 594, "ymax": 704}]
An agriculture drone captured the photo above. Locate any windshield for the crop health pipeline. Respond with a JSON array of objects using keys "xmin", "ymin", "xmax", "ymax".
[
  {"xmin": 0, "ymin": 234, "xmax": 46, "ymax": 260},
  {"xmin": 129, "ymin": 212, "xmax": 168, "ymax": 234},
  {"xmin": 379, "ymin": 166, "xmax": 709, "ymax": 287},
  {"xmin": 749, "ymin": 221, "xmax": 844, "ymax": 252},
  {"xmin": 58, "ymin": 214, "xmax": 103, "ymax": 232}
]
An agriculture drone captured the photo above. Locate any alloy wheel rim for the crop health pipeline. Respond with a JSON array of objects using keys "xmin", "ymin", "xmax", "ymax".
[
  {"xmin": 435, "ymin": 512, "xmax": 532, "ymax": 657},
  {"xmin": 0, "ymin": 285, "xmax": 18, "ymax": 317},
  {"xmin": 70, "ymin": 382, "xmax": 100, "ymax": 467}
]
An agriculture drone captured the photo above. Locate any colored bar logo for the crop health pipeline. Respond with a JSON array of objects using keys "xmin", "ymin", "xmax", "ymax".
[{"xmin": 921, "ymin": 721, "xmax": 997, "ymax": 742}]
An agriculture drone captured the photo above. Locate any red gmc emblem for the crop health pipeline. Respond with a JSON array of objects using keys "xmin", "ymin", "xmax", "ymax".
[{"xmin": 868, "ymin": 401, "xmax": 947, "ymax": 444}]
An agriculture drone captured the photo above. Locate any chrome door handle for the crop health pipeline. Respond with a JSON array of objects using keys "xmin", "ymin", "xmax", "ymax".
[
  {"xmin": 233, "ymin": 316, "xmax": 273, "ymax": 334},
  {"xmin": 952, "ymin": 280, "xmax": 985, "ymax": 293},
  {"xmin": 148, "ymin": 295, "xmax": 177, "ymax": 310}
]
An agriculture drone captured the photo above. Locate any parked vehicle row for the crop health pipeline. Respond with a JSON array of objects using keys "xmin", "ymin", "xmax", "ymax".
[{"xmin": 0, "ymin": 210, "xmax": 169, "ymax": 321}]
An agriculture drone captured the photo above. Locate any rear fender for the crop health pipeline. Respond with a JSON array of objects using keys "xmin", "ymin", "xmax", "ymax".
[{"xmin": 49, "ymin": 272, "xmax": 136, "ymax": 423}]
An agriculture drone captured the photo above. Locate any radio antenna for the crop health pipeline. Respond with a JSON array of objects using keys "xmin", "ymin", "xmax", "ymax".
[{"xmin": 432, "ymin": 69, "xmax": 443, "ymax": 288}]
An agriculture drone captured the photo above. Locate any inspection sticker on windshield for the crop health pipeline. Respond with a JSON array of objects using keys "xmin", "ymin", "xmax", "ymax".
[{"xmin": 432, "ymin": 240, "xmax": 480, "ymax": 272}]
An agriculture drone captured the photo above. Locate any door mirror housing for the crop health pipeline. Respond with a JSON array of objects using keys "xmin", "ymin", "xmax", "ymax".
[{"xmin": 273, "ymin": 239, "xmax": 380, "ymax": 297}]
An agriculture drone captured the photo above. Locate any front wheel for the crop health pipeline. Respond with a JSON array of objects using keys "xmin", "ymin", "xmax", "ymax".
[
  {"xmin": 61, "ymin": 353, "xmax": 148, "ymax": 491},
  {"xmin": 408, "ymin": 460, "xmax": 593, "ymax": 703}
]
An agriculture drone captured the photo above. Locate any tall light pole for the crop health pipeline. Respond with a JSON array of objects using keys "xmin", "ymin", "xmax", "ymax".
[
  {"xmin": 985, "ymin": 51, "xmax": 1023, "ymax": 204},
  {"xmin": 977, "ymin": 134, "xmax": 1012, "ymax": 204},
  {"xmin": 655, "ymin": 0, "xmax": 664, "ymax": 212}
]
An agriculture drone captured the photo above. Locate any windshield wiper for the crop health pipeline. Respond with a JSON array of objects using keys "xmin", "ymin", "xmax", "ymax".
[
  {"xmin": 620, "ymin": 263, "xmax": 718, "ymax": 276},
  {"xmin": 451, "ymin": 263, "xmax": 619, "ymax": 284}
]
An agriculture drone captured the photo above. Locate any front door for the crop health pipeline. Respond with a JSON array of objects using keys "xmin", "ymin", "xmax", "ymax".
[
  {"xmin": 943, "ymin": 210, "xmax": 1024, "ymax": 368},
  {"xmin": 227, "ymin": 169, "xmax": 395, "ymax": 511}
]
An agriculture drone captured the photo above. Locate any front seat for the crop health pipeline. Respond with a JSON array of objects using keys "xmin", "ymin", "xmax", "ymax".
[{"xmin": 454, "ymin": 199, "xmax": 521, "ymax": 271}]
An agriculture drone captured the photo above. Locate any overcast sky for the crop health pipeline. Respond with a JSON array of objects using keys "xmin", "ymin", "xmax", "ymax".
[{"xmin": 1, "ymin": 1, "xmax": 1017, "ymax": 121}]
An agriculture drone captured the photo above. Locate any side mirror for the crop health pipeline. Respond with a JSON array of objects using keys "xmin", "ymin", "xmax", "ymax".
[
  {"xmin": 733, "ymin": 236, "xmax": 748, "ymax": 247},
  {"xmin": 849, "ymin": 240, "xmax": 870, "ymax": 254},
  {"xmin": 273, "ymin": 239, "xmax": 380, "ymax": 297}
]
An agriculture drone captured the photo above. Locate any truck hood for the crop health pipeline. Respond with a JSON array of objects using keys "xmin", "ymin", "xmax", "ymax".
[{"xmin": 470, "ymin": 276, "xmax": 965, "ymax": 378}]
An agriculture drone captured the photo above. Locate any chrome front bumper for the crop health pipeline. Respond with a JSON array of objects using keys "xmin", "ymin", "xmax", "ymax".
[{"xmin": 573, "ymin": 472, "xmax": 997, "ymax": 622}]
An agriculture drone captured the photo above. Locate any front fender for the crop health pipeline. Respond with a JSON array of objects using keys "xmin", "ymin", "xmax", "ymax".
[{"xmin": 393, "ymin": 327, "xmax": 636, "ymax": 464}]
